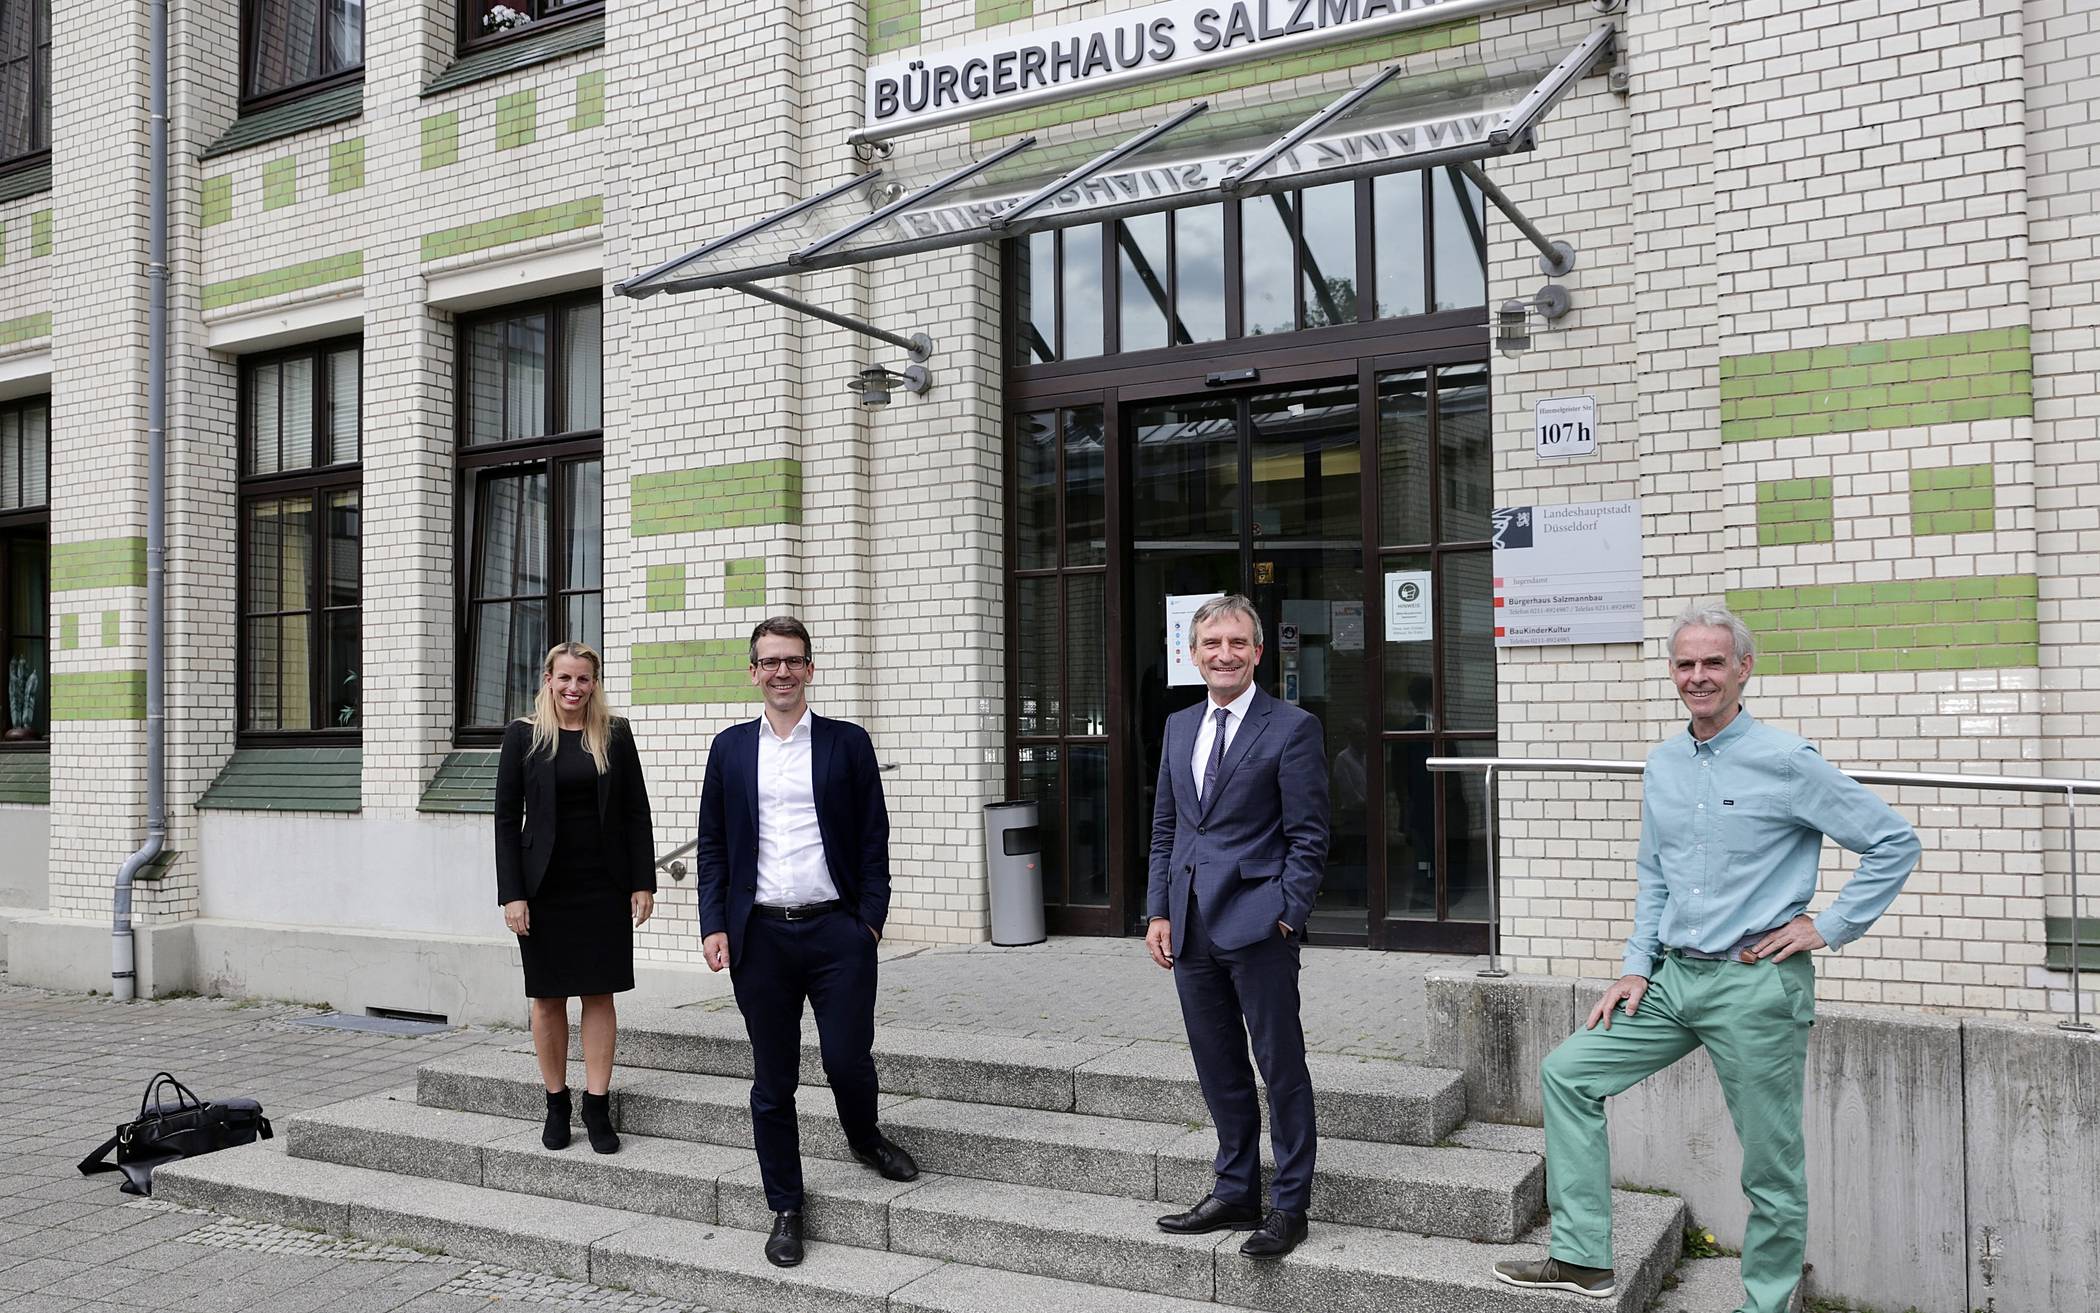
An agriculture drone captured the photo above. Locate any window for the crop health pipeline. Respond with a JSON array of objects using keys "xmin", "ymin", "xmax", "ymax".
[
  {"xmin": 460, "ymin": 0, "xmax": 601, "ymax": 52},
  {"xmin": 458, "ymin": 295, "xmax": 602, "ymax": 736},
  {"xmin": 243, "ymin": 0, "xmax": 363, "ymax": 106},
  {"xmin": 1, "ymin": 395, "xmax": 50, "ymax": 742},
  {"xmin": 0, "ymin": 0, "xmax": 48, "ymax": 168},
  {"xmin": 238, "ymin": 342, "xmax": 361, "ymax": 735}
]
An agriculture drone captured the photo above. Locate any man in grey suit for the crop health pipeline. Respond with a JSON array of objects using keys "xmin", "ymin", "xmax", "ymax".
[{"xmin": 1146, "ymin": 593, "xmax": 1331, "ymax": 1260}]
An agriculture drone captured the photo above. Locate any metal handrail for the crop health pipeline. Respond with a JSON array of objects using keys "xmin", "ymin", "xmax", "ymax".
[{"xmin": 1426, "ymin": 756, "xmax": 2096, "ymax": 1033}]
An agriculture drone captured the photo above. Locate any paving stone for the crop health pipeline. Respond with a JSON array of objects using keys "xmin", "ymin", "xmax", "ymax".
[
  {"xmin": 1155, "ymin": 1126, "xmax": 1544, "ymax": 1240},
  {"xmin": 1652, "ymin": 1256, "xmax": 1748, "ymax": 1313},
  {"xmin": 887, "ymin": 1261, "xmax": 1222, "ymax": 1313},
  {"xmin": 714, "ymin": 1156, "xmax": 927, "ymax": 1248},
  {"xmin": 887, "ymin": 1176, "xmax": 1229, "ymax": 1300},
  {"xmin": 589, "ymin": 1213, "xmax": 940, "ymax": 1313}
]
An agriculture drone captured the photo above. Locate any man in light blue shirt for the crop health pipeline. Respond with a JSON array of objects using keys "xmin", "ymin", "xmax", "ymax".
[{"xmin": 1495, "ymin": 604, "xmax": 1919, "ymax": 1310}]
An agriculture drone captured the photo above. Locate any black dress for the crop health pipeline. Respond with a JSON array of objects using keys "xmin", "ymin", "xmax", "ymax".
[{"xmin": 519, "ymin": 729, "xmax": 635, "ymax": 998}]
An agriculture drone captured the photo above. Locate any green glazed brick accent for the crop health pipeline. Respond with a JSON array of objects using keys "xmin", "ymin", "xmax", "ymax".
[
  {"xmin": 571, "ymin": 71, "xmax": 605, "ymax": 131},
  {"xmin": 329, "ymin": 138, "xmax": 365, "ymax": 194},
  {"xmin": 1755, "ymin": 477, "xmax": 1834, "ymax": 548},
  {"xmin": 202, "ymin": 250, "xmax": 362, "ymax": 311},
  {"xmin": 199, "ymin": 746, "xmax": 361, "ymax": 813},
  {"xmin": 0, "ymin": 751, "xmax": 50, "ymax": 806},
  {"xmin": 971, "ymin": 20, "xmax": 1477, "ymax": 141},
  {"xmin": 261, "ymin": 157, "xmax": 297, "ymax": 211},
  {"xmin": 977, "ymin": 0, "xmax": 1031, "ymax": 24},
  {"xmin": 421, "ymin": 197, "xmax": 602, "ymax": 263},
  {"xmin": 200, "ymin": 175, "xmax": 234, "ymax": 228},
  {"xmin": 632, "ymin": 640, "xmax": 760, "ymax": 706},
  {"xmin": 59, "ymin": 613, "xmax": 77, "ymax": 649},
  {"xmin": 0, "ymin": 312, "xmax": 48, "ymax": 346},
  {"xmin": 869, "ymin": 0, "xmax": 920, "ymax": 56},
  {"xmin": 496, "ymin": 88, "xmax": 537, "ymax": 150},
  {"xmin": 419, "ymin": 750, "xmax": 501, "ymax": 814},
  {"xmin": 53, "ymin": 670, "xmax": 147, "ymax": 721},
  {"xmin": 1910, "ymin": 464, "xmax": 1995, "ymax": 537},
  {"xmin": 52, "ymin": 538, "xmax": 146, "ymax": 592},
  {"xmin": 422, "ymin": 111, "xmax": 460, "ymax": 171},
  {"xmin": 1726, "ymin": 574, "xmax": 2040, "ymax": 676},
  {"xmin": 29, "ymin": 208, "xmax": 50, "ymax": 257},
  {"xmin": 100, "ymin": 611, "xmax": 119, "ymax": 647},
  {"xmin": 724, "ymin": 558, "xmax": 766, "ymax": 608},
  {"xmin": 1720, "ymin": 328, "xmax": 2033, "ymax": 442},
  {"xmin": 645, "ymin": 563, "xmax": 687, "ymax": 612},
  {"xmin": 631, "ymin": 459, "xmax": 803, "ymax": 536}
]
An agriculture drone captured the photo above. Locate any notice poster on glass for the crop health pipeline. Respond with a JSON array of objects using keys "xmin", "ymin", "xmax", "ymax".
[
  {"xmin": 1384, "ymin": 571, "xmax": 1433, "ymax": 642},
  {"xmin": 1490, "ymin": 500, "xmax": 1643, "ymax": 647},
  {"xmin": 1166, "ymin": 592, "xmax": 1224, "ymax": 686}
]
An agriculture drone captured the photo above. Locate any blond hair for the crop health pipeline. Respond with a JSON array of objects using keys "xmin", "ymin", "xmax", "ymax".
[{"xmin": 524, "ymin": 642, "xmax": 614, "ymax": 774}]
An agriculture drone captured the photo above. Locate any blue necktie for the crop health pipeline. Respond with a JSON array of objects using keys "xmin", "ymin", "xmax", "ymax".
[{"xmin": 1201, "ymin": 706, "xmax": 1231, "ymax": 800}]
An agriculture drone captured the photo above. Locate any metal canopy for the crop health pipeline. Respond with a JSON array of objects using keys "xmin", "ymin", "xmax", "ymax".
[{"xmin": 617, "ymin": 24, "xmax": 1617, "ymax": 302}]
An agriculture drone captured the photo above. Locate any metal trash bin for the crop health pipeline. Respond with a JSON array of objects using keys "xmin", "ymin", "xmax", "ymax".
[{"xmin": 983, "ymin": 800, "xmax": 1046, "ymax": 947}]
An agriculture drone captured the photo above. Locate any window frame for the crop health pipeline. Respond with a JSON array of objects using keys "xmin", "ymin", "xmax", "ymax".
[
  {"xmin": 239, "ymin": 0, "xmax": 365, "ymax": 114},
  {"xmin": 0, "ymin": 392, "xmax": 49, "ymax": 749},
  {"xmin": 453, "ymin": 292, "xmax": 604, "ymax": 746},
  {"xmin": 455, "ymin": 0, "xmax": 603, "ymax": 58},
  {"xmin": 235, "ymin": 338, "xmax": 362, "ymax": 743},
  {"xmin": 0, "ymin": 0, "xmax": 50, "ymax": 175}
]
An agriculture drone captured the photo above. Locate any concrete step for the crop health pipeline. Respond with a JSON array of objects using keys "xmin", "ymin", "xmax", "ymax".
[
  {"xmin": 157, "ymin": 1135, "xmax": 1684, "ymax": 1313},
  {"xmin": 604, "ymin": 1007, "xmax": 1467, "ymax": 1147},
  {"xmin": 416, "ymin": 1049, "xmax": 1540, "ymax": 1241}
]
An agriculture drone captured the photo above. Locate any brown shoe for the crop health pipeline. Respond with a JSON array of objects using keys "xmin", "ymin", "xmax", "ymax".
[{"xmin": 1492, "ymin": 1256, "xmax": 1616, "ymax": 1298}]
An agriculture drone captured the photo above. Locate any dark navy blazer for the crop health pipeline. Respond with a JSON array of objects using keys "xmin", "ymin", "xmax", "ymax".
[
  {"xmin": 693, "ymin": 713, "xmax": 891, "ymax": 965},
  {"xmin": 1146, "ymin": 687, "xmax": 1330, "ymax": 955}
]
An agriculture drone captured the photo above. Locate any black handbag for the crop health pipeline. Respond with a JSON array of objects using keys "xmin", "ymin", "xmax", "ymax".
[{"xmin": 77, "ymin": 1072, "xmax": 273, "ymax": 1196}]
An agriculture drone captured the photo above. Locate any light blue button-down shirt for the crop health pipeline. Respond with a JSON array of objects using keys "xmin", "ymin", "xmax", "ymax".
[{"xmin": 1623, "ymin": 708, "xmax": 1921, "ymax": 979}]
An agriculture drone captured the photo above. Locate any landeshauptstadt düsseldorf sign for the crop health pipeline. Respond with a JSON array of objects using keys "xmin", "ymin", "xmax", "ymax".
[{"xmin": 864, "ymin": 0, "xmax": 1476, "ymax": 138}]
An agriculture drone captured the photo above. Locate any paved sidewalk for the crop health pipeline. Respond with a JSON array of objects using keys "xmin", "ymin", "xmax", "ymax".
[{"xmin": 0, "ymin": 938, "xmax": 1475, "ymax": 1312}]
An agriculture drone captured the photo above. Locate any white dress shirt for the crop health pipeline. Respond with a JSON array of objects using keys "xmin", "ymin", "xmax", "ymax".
[
  {"xmin": 755, "ymin": 709, "xmax": 843, "ymax": 906},
  {"xmin": 1190, "ymin": 682, "xmax": 1259, "ymax": 800}
]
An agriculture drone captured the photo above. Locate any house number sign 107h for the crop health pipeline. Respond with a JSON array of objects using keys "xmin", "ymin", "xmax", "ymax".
[{"xmin": 1535, "ymin": 395, "xmax": 1597, "ymax": 460}]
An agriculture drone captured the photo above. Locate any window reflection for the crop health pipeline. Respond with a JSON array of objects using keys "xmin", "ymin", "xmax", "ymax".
[
  {"xmin": 1063, "ymin": 227, "xmax": 1103, "ymax": 359},
  {"xmin": 1173, "ymin": 205, "xmax": 1225, "ymax": 344},
  {"xmin": 1240, "ymin": 194, "xmax": 1293, "ymax": 336},
  {"xmin": 1431, "ymin": 166, "xmax": 1487, "ymax": 312},
  {"xmin": 1298, "ymin": 183, "xmax": 1357, "ymax": 329},
  {"xmin": 1117, "ymin": 213, "xmax": 1170, "ymax": 352},
  {"xmin": 1373, "ymin": 171, "xmax": 1425, "ymax": 319}
]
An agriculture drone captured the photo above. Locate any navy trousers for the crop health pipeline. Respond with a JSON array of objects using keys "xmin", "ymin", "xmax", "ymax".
[
  {"xmin": 730, "ymin": 908, "xmax": 882, "ymax": 1211},
  {"xmin": 1174, "ymin": 888, "xmax": 1317, "ymax": 1213}
]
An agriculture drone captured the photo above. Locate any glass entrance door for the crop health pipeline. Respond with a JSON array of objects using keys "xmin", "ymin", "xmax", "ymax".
[{"xmin": 1128, "ymin": 380, "xmax": 1373, "ymax": 942}]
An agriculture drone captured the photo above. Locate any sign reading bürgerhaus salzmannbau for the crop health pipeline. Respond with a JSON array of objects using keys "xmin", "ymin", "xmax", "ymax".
[{"xmin": 865, "ymin": 0, "xmax": 1476, "ymax": 135}]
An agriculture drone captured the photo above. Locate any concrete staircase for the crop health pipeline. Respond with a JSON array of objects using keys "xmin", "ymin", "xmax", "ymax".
[{"xmin": 155, "ymin": 1006, "xmax": 1685, "ymax": 1312}]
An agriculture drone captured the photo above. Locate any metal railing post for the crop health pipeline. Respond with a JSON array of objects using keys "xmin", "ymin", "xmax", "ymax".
[
  {"xmin": 1478, "ymin": 764, "xmax": 1507, "ymax": 978},
  {"xmin": 2064, "ymin": 784, "xmax": 2093, "ymax": 1033}
]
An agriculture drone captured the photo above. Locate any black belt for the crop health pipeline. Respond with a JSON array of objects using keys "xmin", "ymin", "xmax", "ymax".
[{"xmin": 753, "ymin": 899, "xmax": 842, "ymax": 921}]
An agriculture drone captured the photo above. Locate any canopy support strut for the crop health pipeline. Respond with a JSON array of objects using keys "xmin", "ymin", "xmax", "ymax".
[
  {"xmin": 731, "ymin": 282, "xmax": 932, "ymax": 362},
  {"xmin": 1454, "ymin": 160, "xmax": 1576, "ymax": 278}
]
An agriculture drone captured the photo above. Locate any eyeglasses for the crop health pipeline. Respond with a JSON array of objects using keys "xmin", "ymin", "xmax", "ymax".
[{"xmin": 753, "ymin": 656, "xmax": 811, "ymax": 673}]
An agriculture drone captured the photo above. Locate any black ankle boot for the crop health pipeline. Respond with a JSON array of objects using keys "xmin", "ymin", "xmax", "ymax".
[
  {"xmin": 542, "ymin": 1087, "xmax": 571, "ymax": 1150},
  {"xmin": 579, "ymin": 1090, "xmax": 619, "ymax": 1154}
]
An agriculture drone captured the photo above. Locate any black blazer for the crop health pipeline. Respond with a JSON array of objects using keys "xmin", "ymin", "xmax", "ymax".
[
  {"xmin": 494, "ymin": 718, "xmax": 657, "ymax": 905},
  {"xmin": 694, "ymin": 713, "xmax": 890, "ymax": 964}
]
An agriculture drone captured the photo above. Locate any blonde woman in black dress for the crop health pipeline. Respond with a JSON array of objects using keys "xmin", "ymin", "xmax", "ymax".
[{"xmin": 495, "ymin": 642, "xmax": 656, "ymax": 1153}]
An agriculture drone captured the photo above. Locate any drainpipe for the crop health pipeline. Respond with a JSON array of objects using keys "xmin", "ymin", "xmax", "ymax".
[{"xmin": 114, "ymin": 0, "xmax": 170, "ymax": 1002}]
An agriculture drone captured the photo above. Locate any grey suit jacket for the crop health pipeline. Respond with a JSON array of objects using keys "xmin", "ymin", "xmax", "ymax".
[{"xmin": 1146, "ymin": 687, "xmax": 1330, "ymax": 956}]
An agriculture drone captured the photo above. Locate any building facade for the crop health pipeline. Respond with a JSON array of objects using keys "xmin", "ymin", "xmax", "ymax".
[{"xmin": 0, "ymin": 0, "xmax": 2093, "ymax": 1023}]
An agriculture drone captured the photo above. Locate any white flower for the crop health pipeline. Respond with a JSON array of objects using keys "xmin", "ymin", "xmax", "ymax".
[{"xmin": 482, "ymin": 5, "xmax": 532, "ymax": 32}]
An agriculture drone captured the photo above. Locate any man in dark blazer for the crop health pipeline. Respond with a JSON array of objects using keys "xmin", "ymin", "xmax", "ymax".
[
  {"xmin": 694, "ymin": 615, "xmax": 917, "ymax": 1269},
  {"xmin": 1146, "ymin": 593, "xmax": 1330, "ymax": 1260}
]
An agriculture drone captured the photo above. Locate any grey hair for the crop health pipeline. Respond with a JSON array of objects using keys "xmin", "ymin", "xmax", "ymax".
[
  {"xmin": 1668, "ymin": 602, "xmax": 1756, "ymax": 662},
  {"xmin": 1190, "ymin": 594, "xmax": 1264, "ymax": 648}
]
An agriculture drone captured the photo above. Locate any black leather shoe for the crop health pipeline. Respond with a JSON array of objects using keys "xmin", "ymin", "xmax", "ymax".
[
  {"xmin": 851, "ymin": 1133, "xmax": 919, "ymax": 1182},
  {"xmin": 765, "ymin": 1210, "xmax": 804, "ymax": 1268},
  {"xmin": 1238, "ymin": 1209, "xmax": 1309, "ymax": 1260},
  {"xmin": 1156, "ymin": 1194, "xmax": 1262, "ymax": 1234}
]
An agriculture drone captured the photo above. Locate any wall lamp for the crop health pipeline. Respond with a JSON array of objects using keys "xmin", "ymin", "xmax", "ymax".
[
  {"xmin": 848, "ymin": 362, "xmax": 931, "ymax": 408},
  {"xmin": 1496, "ymin": 284, "xmax": 1572, "ymax": 358}
]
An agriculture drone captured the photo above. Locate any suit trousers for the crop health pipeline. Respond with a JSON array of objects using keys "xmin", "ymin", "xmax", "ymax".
[
  {"xmin": 731, "ymin": 908, "xmax": 882, "ymax": 1211},
  {"xmin": 1173, "ymin": 888, "xmax": 1318, "ymax": 1213},
  {"xmin": 1539, "ymin": 953, "xmax": 1815, "ymax": 1313}
]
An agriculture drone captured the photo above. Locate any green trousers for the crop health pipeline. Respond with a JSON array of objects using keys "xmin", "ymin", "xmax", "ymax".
[{"xmin": 1540, "ymin": 952, "xmax": 1815, "ymax": 1313}]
